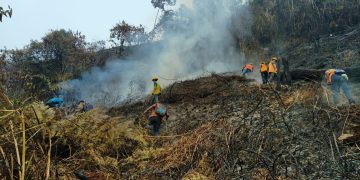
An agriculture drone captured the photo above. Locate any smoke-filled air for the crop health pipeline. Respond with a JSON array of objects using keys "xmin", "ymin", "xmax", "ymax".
[
  {"xmin": 61, "ymin": 0, "xmax": 253, "ymax": 107},
  {"xmin": 2, "ymin": 0, "xmax": 360, "ymax": 179}
]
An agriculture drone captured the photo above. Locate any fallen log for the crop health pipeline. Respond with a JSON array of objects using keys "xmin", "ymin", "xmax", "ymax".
[{"xmin": 290, "ymin": 69, "xmax": 324, "ymax": 81}]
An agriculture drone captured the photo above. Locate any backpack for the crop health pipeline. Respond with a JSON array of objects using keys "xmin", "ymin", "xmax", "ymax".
[
  {"xmin": 155, "ymin": 104, "xmax": 167, "ymax": 116},
  {"xmin": 334, "ymin": 69, "xmax": 345, "ymax": 74},
  {"xmin": 85, "ymin": 103, "xmax": 94, "ymax": 111}
]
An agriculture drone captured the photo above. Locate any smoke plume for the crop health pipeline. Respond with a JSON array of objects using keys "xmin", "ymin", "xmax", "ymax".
[{"xmin": 62, "ymin": 0, "xmax": 253, "ymax": 107}]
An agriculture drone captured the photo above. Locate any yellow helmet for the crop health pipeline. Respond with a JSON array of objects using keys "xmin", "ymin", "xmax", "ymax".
[
  {"xmin": 152, "ymin": 76, "xmax": 158, "ymax": 81},
  {"xmin": 271, "ymin": 57, "xmax": 278, "ymax": 61}
]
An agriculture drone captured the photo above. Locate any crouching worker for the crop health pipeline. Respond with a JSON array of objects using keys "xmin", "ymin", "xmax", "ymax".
[
  {"xmin": 46, "ymin": 97, "xmax": 64, "ymax": 108},
  {"xmin": 76, "ymin": 100, "xmax": 94, "ymax": 113},
  {"xmin": 325, "ymin": 69, "xmax": 355, "ymax": 105},
  {"xmin": 143, "ymin": 103, "xmax": 169, "ymax": 136},
  {"xmin": 242, "ymin": 63, "xmax": 254, "ymax": 77}
]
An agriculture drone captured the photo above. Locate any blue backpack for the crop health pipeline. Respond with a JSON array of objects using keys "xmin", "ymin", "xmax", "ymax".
[{"xmin": 155, "ymin": 104, "xmax": 167, "ymax": 116}]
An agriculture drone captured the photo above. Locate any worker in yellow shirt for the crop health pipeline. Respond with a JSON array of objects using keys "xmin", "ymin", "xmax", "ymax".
[{"xmin": 151, "ymin": 76, "xmax": 161, "ymax": 104}]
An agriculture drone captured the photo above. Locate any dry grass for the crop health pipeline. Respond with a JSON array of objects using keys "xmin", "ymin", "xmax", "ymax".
[
  {"xmin": 1, "ymin": 75, "xmax": 360, "ymax": 179},
  {"xmin": 0, "ymin": 100, "xmax": 147, "ymax": 179}
]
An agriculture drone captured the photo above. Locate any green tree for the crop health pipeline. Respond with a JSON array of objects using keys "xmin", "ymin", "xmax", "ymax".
[
  {"xmin": 1, "ymin": 29, "xmax": 99, "ymax": 100},
  {"xmin": 249, "ymin": 0, "xmax": 360, "ymax": 45},
  {"xmin": 0, "ymin": 5, "xmax": 12, "ymax": 22},
  {"xmin": 151, "ymin": 0, "xmax": 176, "ymax": 10},
  {"xmin": 0, "ymin": 51, "xmax": 6, "ymax": 86},
  {"xmin": 39, "ymin": 29, "xmax": 91, "ymax": 81},
  {"xmin": 110, "ymin": 20, "xmax": 148, "ymax": 48}
]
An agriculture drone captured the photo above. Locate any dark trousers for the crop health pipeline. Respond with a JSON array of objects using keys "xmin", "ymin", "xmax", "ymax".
[
  {"xmin": 261, "ymin": 72, "xmax": 268, "ymax": 84},
  {"xmin": 149, "ymin": 116, "xmax": 161, "ymax": 136},
  {"xmin": 268, "ymin": 72, "xmax": 277, "ymax": 83}
]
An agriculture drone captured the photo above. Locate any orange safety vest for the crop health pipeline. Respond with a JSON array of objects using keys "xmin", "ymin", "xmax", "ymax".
[
  {"xmin": 325, "ymin": 69, "xmax": 335, "ymax": 84},
  {"xmin": 243, "ymin": 64, "xmax": 254, "ymax": 71},
  {"xmin": 149, "ymin": 103, "xmax": 168, "ymax": 118},
  {"xmin": 268, "ymin": 61, "xmax": 277, "ymax": 73},
  {"xmin": 260, "ymin": 63, "xmax": 267, "ymax": 72},
  {"xmin": 149, "ymin": 103, "xmax": 160, "ymax": 117}
]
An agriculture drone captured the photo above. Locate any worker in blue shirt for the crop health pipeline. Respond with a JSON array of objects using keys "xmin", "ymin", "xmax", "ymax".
[{"xmin": 46, "ymin": 97, "xmax": 64, "ymax": 108}]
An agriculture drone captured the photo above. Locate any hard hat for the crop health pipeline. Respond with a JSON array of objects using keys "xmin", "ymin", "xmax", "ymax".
[
  {"xmin": 271, "ymin": 57, "xmax": 278, "ymax": 61},
  {"xmin": 152, "ymin": 76, "xmax": 158, "ymax": 81},
  {"xmin": 261, "ymin": 61, "xmax": 265, "ymax": 64}
]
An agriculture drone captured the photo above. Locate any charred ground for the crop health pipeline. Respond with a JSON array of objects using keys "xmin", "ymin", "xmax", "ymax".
[{"xmin": 1, "ymin": 74, "xmax": 360, "ymax": 179}]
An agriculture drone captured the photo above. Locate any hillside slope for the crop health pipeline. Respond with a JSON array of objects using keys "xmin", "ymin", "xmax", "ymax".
[
  {"xmin": 1, "ymin": 74, "xmax": 360, "ymax": 179},
  {"xmin": 107, "ymin": 75, "xmax": 360, "ymax": 179},
  {"xmin": 287, "ymin": 25, "xmax": 360, "ymax": 69}
]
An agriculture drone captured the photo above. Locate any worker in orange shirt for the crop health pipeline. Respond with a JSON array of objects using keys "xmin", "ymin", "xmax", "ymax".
[
  {"xmin": 259, "ymin": 61, "xmax": 268, "ymax": 84},
  {"xmin": 242, "ymin": 63, "xmax": 254, "ymax": 77},
  {"xmin": 325, "ymin": 69, "xmax": 355, "ymax": 105},
  {"xmin": 143, "ymin": 103, "xmax": 169, "ymax": 136},
  {"xmin": 268, "ymin": 57, "xmax": 278, "ymax": 83}
]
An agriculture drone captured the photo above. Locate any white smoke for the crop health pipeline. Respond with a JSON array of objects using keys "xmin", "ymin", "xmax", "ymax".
[
  {"xmin": 177, "ymin": 0, "xmax": 193, "ymax": 8},
  {"xmin": 62, "ymin": 0, "xmax": 253, "ymax": 107}
]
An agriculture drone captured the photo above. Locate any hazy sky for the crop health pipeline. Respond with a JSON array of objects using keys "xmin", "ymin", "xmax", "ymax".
[{"xmin": 0, "ymin": 0, "xmax": 159, "ymax": 49}]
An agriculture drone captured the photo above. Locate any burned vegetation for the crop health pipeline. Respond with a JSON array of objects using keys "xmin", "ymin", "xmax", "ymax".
[{"xmin": 1, "ymin": 74, "xmax": 359, "ymax": 179}]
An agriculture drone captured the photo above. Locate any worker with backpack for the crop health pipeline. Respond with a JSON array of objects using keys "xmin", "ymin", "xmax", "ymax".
[
  {"xmin": 143, "ymin": 103, "xmax": 169, "ymax": 136},
  {"xmin": 46, "ymin": 95, "xmax": 64, "ymax": 108},
  {"xmin": 325, "ymin": 69, "xmax": 356, "ymax": 105}
]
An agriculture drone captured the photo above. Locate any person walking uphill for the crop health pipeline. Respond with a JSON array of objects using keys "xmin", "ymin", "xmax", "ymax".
[
  {"xmin": 268, "ymin": 57, "xmax": 278, "ymax": 83},
  {"xmin": 143, "ymin": 103, "xmax": 169, "ymax": 136},
  {"xmin": 325, "ymin": 69, "xmax": 355, "ymax": 105},
  {"xmin": 260, "ymin": 61, "xmax": 268, "ymax": 84},
  {"xmin": 242, "ymin": 63, "xmax": 254, "ymax": 77},
  {"xmin": 151, "ymin": 76, "xmax": 161, "ymax": 104}
]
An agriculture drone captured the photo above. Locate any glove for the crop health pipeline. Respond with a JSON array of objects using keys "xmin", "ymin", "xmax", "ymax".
[{"xmin": 341, "ymin": 74, "xmax": 349, "ymax": 81}]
